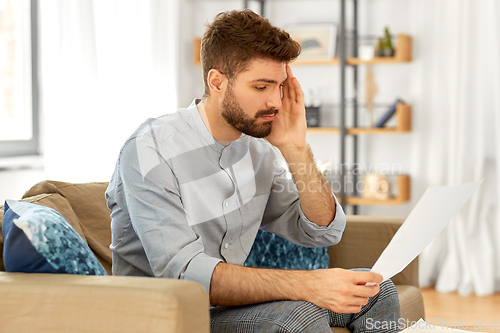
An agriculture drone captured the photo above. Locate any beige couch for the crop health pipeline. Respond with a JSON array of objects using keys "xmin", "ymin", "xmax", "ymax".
[{"xmin": 0, "ymin": 180, "xmax": 424, "ymax": 332}]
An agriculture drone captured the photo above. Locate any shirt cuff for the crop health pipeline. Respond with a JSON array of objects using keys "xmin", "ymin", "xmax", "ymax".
[
  {"xmin": 298, "ymin": 193, "xmax": 346, "ymax": 236},
  {"xmin": 181, "ymin": 253, "xmax": 223, "ymax": 293}
]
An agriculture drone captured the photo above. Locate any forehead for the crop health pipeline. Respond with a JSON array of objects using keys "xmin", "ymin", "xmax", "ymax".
[{"xmin": 236, "ymin": 57, "xmax": 287, "ymax": 83}]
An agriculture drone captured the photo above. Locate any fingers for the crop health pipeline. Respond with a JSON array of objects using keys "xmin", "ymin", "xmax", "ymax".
[
  {"xmin": 337, "ymin": 302, "xmax": 366, "ymax": 314},
  {"xmin": 282, "ymin": 74, "xmax": 290, "ymax": 100},
  {"xmin": 308, "ymin": 269, "xmax": 384, "ymax": 314},
  {"xmin": 353, "ymin": 283, "xmax": 380, "ymax": 298},
  {"xmin": 292, "ymin": 77, "xmax": 304, "ymax": 106},
  {"xmin": 351, "ymin": 271, "xmax": 383, "ymax": 285},
  {"xmin": 351, "ymin": 271, "xmax": 382, "ymax": 297},
  {"xmin": 284, "ymin": 64, "xmax": 295, "ymax": 101},
  {"xmin": 330, "ymin": 295, "xmax": 371, "ymax": 314},
  {"xmin": 344, "ymin": 295, "xmax": 370, "ymax": 307},
  {"xmin": 333, "ymin": 270, "xmax": 381, "ymax": 311},
  {"xmin": 284, "ymin": 64, "xmax": 304, "ymax": 105},
  {"xmin": 332, "ymin": 290, "xmax": 377, "ymax": 313}
]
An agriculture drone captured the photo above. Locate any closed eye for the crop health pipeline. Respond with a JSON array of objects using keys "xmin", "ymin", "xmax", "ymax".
[{"xmin": 256, "ymin": 86, "xmax": 266, "ymax": 91}]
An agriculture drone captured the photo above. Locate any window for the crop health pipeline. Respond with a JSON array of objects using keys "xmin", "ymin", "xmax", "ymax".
[{"xmin": 0, "ymin": 0, "xmax": 39, "ymax": 157}]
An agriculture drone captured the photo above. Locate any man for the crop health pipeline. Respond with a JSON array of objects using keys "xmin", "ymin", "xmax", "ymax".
[{"xmin": 106, "ymin": 9, "xmax": 400, "ymax": 333}]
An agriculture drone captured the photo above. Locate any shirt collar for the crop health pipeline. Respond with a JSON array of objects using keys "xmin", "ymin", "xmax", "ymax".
[
  {"xmin": 188, "ymin": 99, "xmax": 248, "ymax": 154},
  {"xmin": 185, "ymin": 99, "xmax": 222, "ymax": 153}
]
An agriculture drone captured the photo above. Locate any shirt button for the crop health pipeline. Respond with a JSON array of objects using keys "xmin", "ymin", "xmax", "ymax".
[
  {"xmin": 224, "ymin": 202, "xmax": 229, "ymax": 208},
  {"xmin": 224, "ymin": 243, "xmax": 229, "ymax": 249}
]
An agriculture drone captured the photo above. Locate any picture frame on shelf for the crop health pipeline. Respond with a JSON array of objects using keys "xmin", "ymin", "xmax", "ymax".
[{"xmin": 286, "ymin": 23, "xmax": 337, "ymax": 60}]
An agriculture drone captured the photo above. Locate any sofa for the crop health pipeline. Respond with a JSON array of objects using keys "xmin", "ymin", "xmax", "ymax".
[{"xmin": 0, "ymin": 180, "xmax": 425, "ymax": 333}]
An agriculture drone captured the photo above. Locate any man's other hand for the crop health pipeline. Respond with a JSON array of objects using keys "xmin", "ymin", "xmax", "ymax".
[{"xmin": 302, "ymin": 268, "xmax": 383, "ymax": 313}]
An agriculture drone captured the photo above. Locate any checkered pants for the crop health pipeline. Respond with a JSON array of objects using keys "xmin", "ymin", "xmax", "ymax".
[{"xmin": 210, "ymin": 273, "xmax": 401, "ymax": 333}]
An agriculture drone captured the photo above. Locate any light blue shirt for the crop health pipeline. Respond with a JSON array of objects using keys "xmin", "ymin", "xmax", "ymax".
[{"xmin": 106, "ymin": 99, "xmax": 346, "ymax": 292}]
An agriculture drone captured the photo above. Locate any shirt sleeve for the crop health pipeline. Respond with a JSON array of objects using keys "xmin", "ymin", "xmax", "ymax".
[
  {"xmin": 114, "ymin": 135, "xmax": 222, "ymax": 292},
  {"xmin": 260, "ymin": 159, "xmax": 346, "ymax": 248}
]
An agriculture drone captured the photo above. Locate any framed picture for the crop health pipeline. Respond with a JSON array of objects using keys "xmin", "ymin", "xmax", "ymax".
[{"xmin": 286, "ymin": 23, "xmax": 338, "ymax": 60}]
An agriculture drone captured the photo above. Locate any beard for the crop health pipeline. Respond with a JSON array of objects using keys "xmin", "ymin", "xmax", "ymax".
[{"xmin": 221, "ymin": 85, "xmax": 278, "ymax": 139}]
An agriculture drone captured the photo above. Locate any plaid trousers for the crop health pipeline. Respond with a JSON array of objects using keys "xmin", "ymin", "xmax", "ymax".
[{"xmin": 210, "ymin": 272, "xmax": 401, "ymax": 333}]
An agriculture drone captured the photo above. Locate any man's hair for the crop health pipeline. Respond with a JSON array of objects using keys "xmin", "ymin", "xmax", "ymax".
[{"xmin": 200, "ymin": 9, "xmax": 301, "ymax": 96}]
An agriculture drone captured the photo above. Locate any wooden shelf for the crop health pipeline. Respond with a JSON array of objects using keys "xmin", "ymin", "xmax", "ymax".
[
  {"xmin": 340, "ymin": 174, "xmax": 411, "ymax": 205},
  {"xmin": 193, "ymin": 34, "xmax": 412, "ymax": 66},
  {"xmin": 295, "ymin": 34, "xmax": 412, "ymax": 66},
  {"xmin": 307, "ymin": 103, "xmax": 412, "ymax": 134},
  {"xmin": 193, "ymin": 38, "xmax": 202, "ymax": 65}
]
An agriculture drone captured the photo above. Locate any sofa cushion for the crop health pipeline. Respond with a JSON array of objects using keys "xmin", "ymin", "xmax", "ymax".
[
  {"xmin": 396, "ymin": 285, "xmax": 425, "ymax": 324},
  {"xmin": 1, "ymin": 192, "xmax": 88, "ymax": 272},
  {"xmin": 244, "ymin": 229, "xmax": 329, "ymax": 270},
  {"xmin": 2, "ymin": 200, "xmax": 107, "ymax": 276},
  {"xmin": 23, "ymin": 181, "xmax": 112, "ymax": 274},
  {"xmin": 0, "ymin": 271, "xmax": 210, "ymax": 333}
]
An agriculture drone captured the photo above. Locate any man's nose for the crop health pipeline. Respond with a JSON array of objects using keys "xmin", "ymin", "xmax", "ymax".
[{"xmin": 266, "ymin": 88, "xmax": 282, "ymax": 109}]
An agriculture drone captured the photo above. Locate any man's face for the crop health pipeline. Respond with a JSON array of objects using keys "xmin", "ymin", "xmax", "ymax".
[{"xmin": 221, "ymin": 58, "xmax": 287, "ymax": 138}]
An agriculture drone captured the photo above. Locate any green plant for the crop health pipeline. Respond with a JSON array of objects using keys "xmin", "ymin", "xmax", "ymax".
[
  {"xmin": 377, "ymin": 37, "xmax": 385, "ymax": 50},
  {"xmin": 384, "ymin": 26, "xmax": 393, "ymax": 49}
]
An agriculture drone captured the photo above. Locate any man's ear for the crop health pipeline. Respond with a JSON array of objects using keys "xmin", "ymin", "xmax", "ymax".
[{"xmin": 207, "ymin": 69, "xmax": 226, "ymax": 96}]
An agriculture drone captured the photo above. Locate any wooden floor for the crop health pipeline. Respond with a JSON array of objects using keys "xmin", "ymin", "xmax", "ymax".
[{"xmin": 420, "ymin": 288, "xmax": 500, "ymax": 332}]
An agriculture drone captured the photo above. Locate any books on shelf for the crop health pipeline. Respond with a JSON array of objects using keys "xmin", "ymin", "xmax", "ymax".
[{"xmin": 374, "ymin": 98, "xmax": 402, "ymax": 128}]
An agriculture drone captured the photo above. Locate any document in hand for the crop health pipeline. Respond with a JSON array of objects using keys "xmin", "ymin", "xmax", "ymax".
[
  {"xmin": 401, "ymin": 319, "xmax": 484, "ymax": 332},
  {"xmin": 369, "ymin": 179, "xmax": 483, "ymax": 282}
]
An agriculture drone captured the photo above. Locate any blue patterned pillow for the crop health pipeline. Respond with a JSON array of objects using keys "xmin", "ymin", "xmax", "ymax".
[
  {"xmin": 2, "ymin": 200, "xmax": 107, "ymax": 275},
  {"xmin": 244, "ymin": 229, "xmax": 329, "ymax": 270}
]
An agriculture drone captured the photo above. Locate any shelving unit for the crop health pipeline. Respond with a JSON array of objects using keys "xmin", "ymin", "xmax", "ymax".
[
  {"xmin": 329, "ymin": 0, "xmax": 412, "ymax": 212},
  {"xmin": 344, "ymin": 175, "xmax": 410, "ymax": 205},
  {"xmin": 307, "ymin": 102, "xmax": 412, "ymax": 134},
  {"xmin": 294, "ymin": 34, "xmax": 412, "ymax": 66}
]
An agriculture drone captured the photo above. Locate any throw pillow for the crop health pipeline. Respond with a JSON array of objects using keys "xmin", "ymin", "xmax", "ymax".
[
  {"xmin": 244, "ymin": 229, "xmax": 330, "ymax": 270},
  {"xmin": 2, "ymin": 200, "xmax": 108, "ymax": 275}
]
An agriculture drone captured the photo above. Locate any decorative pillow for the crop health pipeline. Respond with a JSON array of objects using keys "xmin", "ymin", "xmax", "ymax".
[
  {"xmin": 244, "ymin": 229, "xmax": 330, "ymax": 270},
  {"xmin": 2, "ymin": 200, "xmax": 107, "ymax": 275}
]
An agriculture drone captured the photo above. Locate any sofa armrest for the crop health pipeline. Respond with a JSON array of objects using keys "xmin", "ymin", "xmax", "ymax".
[
  {"xmin": 328, "ymin": 215, "xmax": 419, "ymax": 288},
  {"xmin": 0, "ymin": 272, "xmax": 210, "ymax": 333}
]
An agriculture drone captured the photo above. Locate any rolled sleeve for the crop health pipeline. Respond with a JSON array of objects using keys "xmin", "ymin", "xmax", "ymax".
[
  {"xmin": 181, "ymin": 254, "xmax": 222, "ymax": 292},
  {"xmin": 261, "ymin": 162, "xmax": 346, "ymax": 248},
  {"xmin": 298, "ymin": 193, "xmax": 346, "ymax": 242}
]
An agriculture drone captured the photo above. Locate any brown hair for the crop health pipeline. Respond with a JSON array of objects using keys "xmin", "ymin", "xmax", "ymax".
[{"xmin": 200, "ymin": 9, "xmax": 301, "ymax": 96}]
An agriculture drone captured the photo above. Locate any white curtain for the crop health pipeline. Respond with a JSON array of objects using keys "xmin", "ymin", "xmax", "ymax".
[
  {"xmin": 409, "ymin": 0, "xmax": 500, "ymax": 295},
  {"xmin": 38, "ymin": 0, "xmax": 179, "ymax": 183}
]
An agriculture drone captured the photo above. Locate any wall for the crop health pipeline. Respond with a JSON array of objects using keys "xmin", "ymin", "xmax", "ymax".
[
  {"xmin": 180, "ymin": 0, "xmax": 416, "ymax": 216},
  {"xmin": 0, "ymin": 168, "xmax": 47, "ymax": 203}
]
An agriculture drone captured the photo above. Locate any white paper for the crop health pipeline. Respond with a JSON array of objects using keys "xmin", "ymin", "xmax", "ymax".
[
  {"xmin": 401, "ymin": 318, "xmax": 484, "ymax": 332},
  {"xmin": 370, "ymin": 179, "xmax": 483, "ymax": 282}
]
